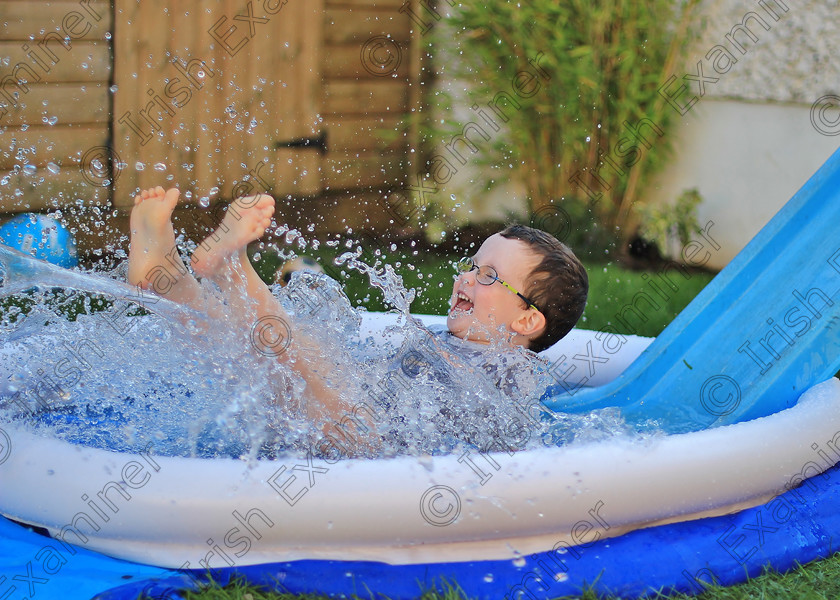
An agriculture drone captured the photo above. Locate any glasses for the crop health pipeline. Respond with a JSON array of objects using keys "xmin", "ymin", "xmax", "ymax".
[{"xmin": 455, "ymin": 257, "xmax": 539, "ymax": 311}]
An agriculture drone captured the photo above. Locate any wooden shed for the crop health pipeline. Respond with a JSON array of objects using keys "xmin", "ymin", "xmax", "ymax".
[{"xmin": 0, "ymin": 0, "xmax": 420, "ymax": 256}]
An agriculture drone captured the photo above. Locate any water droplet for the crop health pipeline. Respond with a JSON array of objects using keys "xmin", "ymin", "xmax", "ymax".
[
  {"xmin": 46, "ymin": 162, "xmax": 60, "ymax": 174},
  {"xmin": 153, "ymin": 162, "xmax": 167, "ymax": 172},
  {"xmin": 135, "ymin": 162, "xmax": 145, "ymax": 171},
  {"xmin": 109, "ymin": 84, "xmax": 118, "ymax": 93},
  {"xmin": 105, "ymin": 31, "xmax": 112, "ymax": 40},
  {"xmin": 483, "ymin": 574, "xmax": 494, "ymax": 583},
  {"xmin": 555, "ymin": 572, "xmax": 569, "ymax": 582},
  {"xmin": 199, "ymin": 196, "xmax": 210, "ymax": 208},
  {"xmin": 512, "ymin": 556, "xmax": 526, "ymax": 567},
  {"xmin": 23, "ymin": 164, "xmax": 36, "ymax": 175}
]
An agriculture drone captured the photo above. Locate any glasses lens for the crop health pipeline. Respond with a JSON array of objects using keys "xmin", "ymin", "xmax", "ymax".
[
  {"xmin": 475, "ymin": 265, "xmax": 497, "ymax": 285},
  {"xmin": 456, "ymin": 257, "xmax": 473, "ymax": 273}
]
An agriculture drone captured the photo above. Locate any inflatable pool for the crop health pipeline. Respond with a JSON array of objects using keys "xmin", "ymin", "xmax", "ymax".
[
  {"xmin": 1, "ymin": 327, "xmax": 838, "ymax": 600},
  {"xmin": 1, "ymin": 318, "xmax": 835, "ymax": 569},
  {"xmin": 1, "ymin": 147, "xmax": 840, "ymax": 600}
]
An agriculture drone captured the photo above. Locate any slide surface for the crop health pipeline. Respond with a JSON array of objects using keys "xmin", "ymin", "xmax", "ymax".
[{"xmin": 544, "ymin": 146, "xmax": 840, "ymax": 432}]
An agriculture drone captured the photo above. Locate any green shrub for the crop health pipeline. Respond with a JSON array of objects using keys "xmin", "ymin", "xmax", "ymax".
[
  {"xmin": 424, "ymin": 0, "xmax": 702, "ymax": 252},
  {"xmin": 638, "ymin": 188, "xmax": 703, "ymax": 258}
]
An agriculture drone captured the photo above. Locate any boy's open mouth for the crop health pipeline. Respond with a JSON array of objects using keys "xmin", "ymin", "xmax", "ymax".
[{"xmin": 450, "ymin": 291, "xmax": 474, "ymax": 315}]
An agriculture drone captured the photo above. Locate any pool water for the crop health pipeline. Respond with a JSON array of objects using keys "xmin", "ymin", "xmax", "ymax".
[{"xmin": 0, "ymin": 247, "xmax": 645, "ymax": 460}]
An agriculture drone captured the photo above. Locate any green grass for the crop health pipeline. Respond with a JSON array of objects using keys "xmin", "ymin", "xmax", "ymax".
[
  {"xmin": 179, "ymin": 554, "xmax": 840, "ymax": 600},
  {"xmin": 579, "ymin": 261, "xmax": 713, "ymax": 337}
]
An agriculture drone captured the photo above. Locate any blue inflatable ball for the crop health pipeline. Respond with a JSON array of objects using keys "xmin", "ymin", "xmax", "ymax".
[{"xmin": 0, "ymin": 213, "xmax": 78, "ymax": 268}]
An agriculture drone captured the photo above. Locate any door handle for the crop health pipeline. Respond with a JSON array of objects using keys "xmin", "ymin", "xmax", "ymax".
[{"xmin": 274, "ymin": 131, "xmax": 327, "ymax": 154}]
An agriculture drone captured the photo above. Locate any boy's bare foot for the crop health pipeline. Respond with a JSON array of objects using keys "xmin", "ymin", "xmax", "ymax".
[
  {"xmin": 192, "ymin": 194, "xmax": 275, "ymax": 279},
  {"xmin": 128, "ymin": 186, "xmax": 185, "ymax": 291}
]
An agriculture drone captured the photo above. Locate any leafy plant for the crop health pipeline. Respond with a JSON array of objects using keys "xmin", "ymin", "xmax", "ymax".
[
  {"xmin": 423, "ymin": 0, "xmax": 702, "ymax": 252},
  {"xmin": 637, "ymin": 188, "xmax": 702, "ymax": 258}
]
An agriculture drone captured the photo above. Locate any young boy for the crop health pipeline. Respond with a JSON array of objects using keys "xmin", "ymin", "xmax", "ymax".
[{"xmin": 127, "ymin": 186, "xmax": 588, "ymax": 453}]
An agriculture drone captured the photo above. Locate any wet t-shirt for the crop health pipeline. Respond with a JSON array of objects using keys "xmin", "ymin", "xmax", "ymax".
[{"xmin": 374, "ymin": 323, "xmax": 550, "ymax": 454}]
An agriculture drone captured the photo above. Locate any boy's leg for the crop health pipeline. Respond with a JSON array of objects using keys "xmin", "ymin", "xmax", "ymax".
[
  {"xmin": 190, "ymin": 195, "xmax": 368, "ymax": 441},
  {"xmin": 127, "ymin": 186, "xmax": 202, "ymax": 304},
  {"xmin": 190, "ymin": 194, "xmax": 277, "ymax": 316}
]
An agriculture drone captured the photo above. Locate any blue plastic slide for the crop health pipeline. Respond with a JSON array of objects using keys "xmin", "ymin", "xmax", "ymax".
[{"xmin": 544, "ymin": 145, "xmax": 840, "ymax": 432}]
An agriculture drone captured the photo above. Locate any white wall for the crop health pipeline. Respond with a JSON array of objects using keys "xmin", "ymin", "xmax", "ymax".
[
  {"xmin": 647, "ymin": 99, "xmax": 839, "ymax": 270},
  {"xmin": 646, "ymin": 0, "xmax": 840, "ymax": 269}
]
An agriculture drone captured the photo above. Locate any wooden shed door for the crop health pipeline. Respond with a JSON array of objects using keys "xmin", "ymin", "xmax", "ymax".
[
  {"xmin": 0, "ymin": 1, "xmax": 112, "ymax": 217},
  {"xmin": 112, "ymin": 0, "xmax": 324, "ymax": 211}
]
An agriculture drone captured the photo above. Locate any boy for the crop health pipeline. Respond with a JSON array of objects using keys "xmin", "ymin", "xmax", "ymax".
[{"xmin": 127, "ymin": 186, "xmax": 588, "ymax": 453}]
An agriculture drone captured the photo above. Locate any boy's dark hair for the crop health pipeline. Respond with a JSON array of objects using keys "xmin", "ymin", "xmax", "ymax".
[{"xmin": 499, "ymin": 224, "xmax": 588, "ymax": 352}]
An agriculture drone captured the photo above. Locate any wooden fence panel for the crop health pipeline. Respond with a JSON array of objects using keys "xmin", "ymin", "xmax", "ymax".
[
  {"xmin": 0, "ymin": 0, "xmax": 420, "ymax": 252},
  {"xmin": 0, "ymin": 0, "xmax": 111, "ymax": 215},
  {"xmin": 112, "ymin": 0, "xmax": 326, "ymax": 215},
  {"xmin": 320, "ymin": 0, "xmax": 415, "ymax": 225}
]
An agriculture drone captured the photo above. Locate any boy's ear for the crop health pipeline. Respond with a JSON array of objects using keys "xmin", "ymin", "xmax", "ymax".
[{"xmin": 510, "ymin": 308, "xmax": 546, "ymax": 339}]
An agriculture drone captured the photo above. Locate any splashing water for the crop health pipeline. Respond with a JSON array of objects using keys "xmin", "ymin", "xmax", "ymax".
[
  {"xmin": 333, "ymin": 250, "xmax": 420, "ymax": 315},
  {"xmin": 0, "ymin": 245, "xmax": 287, "ymax": 459},
  {"xmin": 0, "ymin": 245, "xmax": 647, "ymax": 461}
]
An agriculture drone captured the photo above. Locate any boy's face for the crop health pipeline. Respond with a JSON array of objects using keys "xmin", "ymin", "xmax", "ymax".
[{"xmin": 447, "ymin": 233, "xmax": 543, "ymax": 345}]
